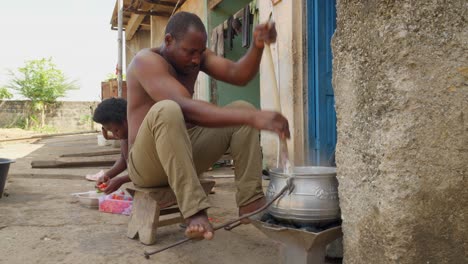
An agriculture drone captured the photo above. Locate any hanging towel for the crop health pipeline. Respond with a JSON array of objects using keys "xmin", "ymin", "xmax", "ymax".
[
  {"xmin": 216, "ymin": 25, "xmax": 224, "ymax": 57},
  {"xmin": 210, "ymin": 26, "xmax": 218, "ymax": 54}
]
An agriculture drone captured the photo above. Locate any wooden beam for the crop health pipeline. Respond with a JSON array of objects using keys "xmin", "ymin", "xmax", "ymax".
[
  {"xmin": 125, "ymin": 2, "xmax": 154, "ymax": 41},
  {"xmin": 140, "ymin": 24, "xmax": 151, "ymax": 31},
  {"xmin": 208, "ymin": 0, "xmax": 223, "ymax": 10},
  {"xmin": 127, "ymin": 8, "xmax": 172, "ymax": 17},
  {"xmin": 31, "ymin": 160, "xmax": 116, "ymax": 168},
  {"xmin": 126, "ymin": 14, "xmax": 146, "ymax": 40},
  {"xmin": 143, "ymin": 0, "xmax": 178, "ymax": 7},
  {"xmin": 60, "ymin": 149, "xmax": 120, "ymax": 158}
]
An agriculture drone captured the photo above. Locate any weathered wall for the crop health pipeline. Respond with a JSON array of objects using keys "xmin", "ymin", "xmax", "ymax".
[
  {"xmin": 179, "ymin": 0, "xmax": 205, "ymax": 19},
  {"xmin": 179, "ymin": 0, "xmax": 209, "ymax": 101},
  {"xmin": 150, "ymin": 16, "xmax": 169, "ymax": 47},
  {"xmin": 0, "ymin": 100, "xmax": 99, "ymax": 132},
  {"xmin": 125, "ymin": 30, "xmax": 151, "ymax": 68},
  {"xmin": 144, "ymin": 0, "xmax": 209, "ymax": 101},
  {"xmin": 259, "ymin": 0, "xmax": 306, "ymax": 168},
  {"xmin": 332, "ymin": 1, "xmax": 468, "ymax": 263},
  {"xmin": 149, "ymin": 0, "xmax": 206, "ymax": 49}
]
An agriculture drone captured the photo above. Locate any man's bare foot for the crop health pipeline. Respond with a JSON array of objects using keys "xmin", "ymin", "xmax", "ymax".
[
  {"xmin": 238, "ymin": 196, "xmax": 266, "ymax": 224},
  {"xmin": 185, "ymin": 210, "xmax": 214, "ymax": 240}
]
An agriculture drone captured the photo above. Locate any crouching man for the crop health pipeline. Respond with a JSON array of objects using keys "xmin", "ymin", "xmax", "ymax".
[{"xmin": 126, "ymin": 12, "xmax": 290, "ymax": 240}]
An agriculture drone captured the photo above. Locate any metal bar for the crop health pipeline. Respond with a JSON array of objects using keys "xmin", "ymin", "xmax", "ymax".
[
  {"xmin": 117, "ymin": 0, "xmax": 124, "ymax": 97},
  {"xmin": 143, "ymin": 183, "xmax": 291, "ymax": 258}
]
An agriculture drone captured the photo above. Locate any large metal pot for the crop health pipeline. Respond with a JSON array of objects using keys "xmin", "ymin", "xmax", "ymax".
[
  {"xmin": 0, "ymin": 158, "xmax": 14, "ymax": 198},
  {"xmin": 266, "ymin": 166, "xmax": 340, "ymax": 225}
]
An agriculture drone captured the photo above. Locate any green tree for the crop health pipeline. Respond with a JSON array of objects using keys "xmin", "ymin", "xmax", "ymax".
[
  {"xmin": 7, "ymin": 58, "xmax": 78, "ymax": 128},
  {"xmin": 0, "ymin": 87, "xmax": 13, "ymax": 99}
]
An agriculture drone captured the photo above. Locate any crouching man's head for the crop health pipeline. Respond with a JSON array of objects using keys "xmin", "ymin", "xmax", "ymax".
[{"xmin": 93, "ymin": 97, "xmax": 128, "ymax": 140}]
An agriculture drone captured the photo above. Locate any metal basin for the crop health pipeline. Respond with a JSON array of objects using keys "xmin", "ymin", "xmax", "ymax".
[
  {"xmin": 0, "ymin": 158, "xmax": 14, "ymax": 198},
  {"xmin": 266, "ymin": 166, "xmax": 340, "ymax": 225}
]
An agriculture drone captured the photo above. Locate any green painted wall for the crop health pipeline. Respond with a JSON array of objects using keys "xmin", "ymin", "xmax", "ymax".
[{"xmin": 209, "ymin": 0, "xmax": 260, "ymax": 108}]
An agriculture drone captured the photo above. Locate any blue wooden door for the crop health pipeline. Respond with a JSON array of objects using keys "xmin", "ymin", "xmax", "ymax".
[{"xmin": 307, "ymin": 0, "xmax": 337, "ymax": 166}]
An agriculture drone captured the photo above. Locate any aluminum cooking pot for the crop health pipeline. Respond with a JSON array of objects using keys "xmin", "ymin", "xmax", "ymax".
[{"xmin": 266, "ymin": 166, "xmax": 340, "ymax": 225}]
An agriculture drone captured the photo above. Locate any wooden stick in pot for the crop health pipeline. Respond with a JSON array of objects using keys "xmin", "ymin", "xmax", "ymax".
[{"xmin": 264, "ymin": 37, "xmax": 292, "ymax": 175}]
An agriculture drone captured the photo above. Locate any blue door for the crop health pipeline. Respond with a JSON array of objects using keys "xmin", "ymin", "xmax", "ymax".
[{"xmin": 307, "ymin": 0, "xmax": 337, "ymax": 166}]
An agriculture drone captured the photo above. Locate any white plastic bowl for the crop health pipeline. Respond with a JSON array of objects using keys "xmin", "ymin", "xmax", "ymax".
[{"xmin": 73, "ymin": 191, "xmax": 103, "ymax": 209}]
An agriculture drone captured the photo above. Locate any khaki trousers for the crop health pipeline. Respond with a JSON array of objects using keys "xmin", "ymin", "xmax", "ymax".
[{"xmin": 128, "ymin": 100, "xmax": 264, "ymax": 218}]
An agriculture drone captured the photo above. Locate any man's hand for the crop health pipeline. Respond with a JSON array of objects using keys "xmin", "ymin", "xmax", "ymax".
[
  {"xmin": 253, "ymin": 22, "xmax": 277, "ymax": 49},
  {"xmin": 251, "ymin": 111, "xmax": 290, "ymax": 140},
  {"xmin": 102, "ymin": 177, "xmax": 125, "ymax": 194},
  {"xmin": 101, "ymin": 127, "xmax": 117, "ymax": 140}
]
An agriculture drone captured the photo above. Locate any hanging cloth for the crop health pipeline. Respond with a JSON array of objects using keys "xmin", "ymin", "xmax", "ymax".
[
  {"xmin": 250, "ymin": 0, "xmax": 259, "ymax": 28},
  {"xmin": 226, "ymin": 15, "xmax": 234, "ymax": 51},
  {"xmin": 210, "ymin": 26, "xmax": 218, "ymax": 54},
  {"xmin": 216, "ymin": 25, "xmax": 225, "ymax": 57}
]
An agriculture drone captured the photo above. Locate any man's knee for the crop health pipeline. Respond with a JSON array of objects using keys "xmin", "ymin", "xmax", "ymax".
[
  {"xmin": 225, "ymin": 100, "xmax": 256, "ymax": 110},
  {"xmin": 149, "ymin": 100, "xmax": 184, "ymax": 123}
]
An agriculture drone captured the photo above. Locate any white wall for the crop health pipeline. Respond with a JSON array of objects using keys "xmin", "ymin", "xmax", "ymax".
[{"xmin": 258, "ymin": 0, "xmax": 306, "ymax": 168}]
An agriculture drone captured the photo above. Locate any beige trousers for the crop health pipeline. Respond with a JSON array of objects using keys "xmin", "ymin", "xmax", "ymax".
[{"xmin": 128, "ymin": 100, "xmax": 264, "ymax": 218}]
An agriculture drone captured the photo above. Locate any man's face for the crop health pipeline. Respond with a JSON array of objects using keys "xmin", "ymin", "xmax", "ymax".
[
  {"xmin": 167, "ymin": 27, "xmax": 207, "ymax": 74},
  {"xmin": 103, "ymin": 121, "xmax": 128, "ymax": 140}
]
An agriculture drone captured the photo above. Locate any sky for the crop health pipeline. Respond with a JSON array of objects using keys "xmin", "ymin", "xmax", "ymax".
[{"xmin": 0, "ymin": 0, "xmax": 121, "ymax": 102}]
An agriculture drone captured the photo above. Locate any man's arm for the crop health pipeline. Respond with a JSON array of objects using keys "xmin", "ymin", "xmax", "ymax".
[
  {"xmin": 102, "ymin": 174, "xmax": 131, "ymax": 194},
  {"xmin": 97, "ymin": 140, "xmax": 128, "ymax": 186},
  {"xmin": 104, "ymin": 157, "xmax": 126, "ymax": 178},
  {"xmin": 101, "ymin": 127, "xmax": 117, "ymax": 140},
  {"xmin": 201, "ymin": 22, "xmax": 277, "ymax": 86},
  {"xmin": 131, "ymin": 51, "xmax": 289, "ymax": 138},
  {"xmin": 98, "ymin": 140, "xmax": 131, "ymax": 193}
]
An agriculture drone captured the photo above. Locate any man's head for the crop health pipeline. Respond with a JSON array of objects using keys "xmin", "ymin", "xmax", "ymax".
[
  {"xmin": 93, "ymin": 97, "xmax": 128, "ymax": 140},
  {"xmin": 163, "ymin": 12, "xmax": 207, "ymax": 74}
]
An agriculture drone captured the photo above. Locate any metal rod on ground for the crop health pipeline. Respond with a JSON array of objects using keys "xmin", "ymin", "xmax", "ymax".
[
  {"xmin": 143, "ymin": 184, "xmax": 291, "ymax": 259},
  {"xmin": 117, "ymin": 0, "xmax": 123, "ymax": 97}
]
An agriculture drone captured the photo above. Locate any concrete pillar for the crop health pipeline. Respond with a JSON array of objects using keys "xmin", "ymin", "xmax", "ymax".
[{"xmin": 332, "ymin": 1, "xmax": 468, "ymax": 263}]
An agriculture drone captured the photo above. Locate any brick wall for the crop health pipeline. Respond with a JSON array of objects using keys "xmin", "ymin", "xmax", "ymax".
[{"xmin": 0, "ymin": 100, "xmax": 100, "ymax": 132}]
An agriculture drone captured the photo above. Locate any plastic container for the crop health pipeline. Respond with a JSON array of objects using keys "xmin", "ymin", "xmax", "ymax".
[
  {"xmin": 0, "ymin": 158, "xmax": 14, "ymax": 198},
  {"xmin": 98, "ymin": 190, "xmax": 133, "ymax": 215},
  {"xmin": 71, "ymin": 191, "xmax": 104, "ymax": 209}
]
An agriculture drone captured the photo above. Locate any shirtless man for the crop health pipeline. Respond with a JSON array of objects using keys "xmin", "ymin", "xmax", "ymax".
[{"xmin": 126, "ymin": 12, "xmax": 289, "ymax": 240}]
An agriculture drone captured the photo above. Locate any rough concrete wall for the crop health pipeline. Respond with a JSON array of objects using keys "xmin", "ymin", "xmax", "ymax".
[
  {"xmin": 332, "ymin": 1, "xmax": 468, "ymax": 263},
  {"xmin": 259, "ymin": 0, "xmax": 306, "ymax": 168},
  {"xmin": 0, "ymin": 100, "xmax": 99, "ymax": 132}
]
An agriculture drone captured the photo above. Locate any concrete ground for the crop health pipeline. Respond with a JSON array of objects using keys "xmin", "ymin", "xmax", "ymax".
[{"xmin": 0, "ymin": 133, "xmax": 341, "ymax": 264}]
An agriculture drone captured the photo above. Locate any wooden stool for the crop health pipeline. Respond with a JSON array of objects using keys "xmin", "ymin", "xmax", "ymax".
[{"xmin": 126, "ymin": 180, "xmax": 215, "ymax": 245}]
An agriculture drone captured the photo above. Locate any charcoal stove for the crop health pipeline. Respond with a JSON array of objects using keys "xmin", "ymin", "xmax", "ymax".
[{"xmin": 251, "ymin": 214, "xmax": 342, "ymax": 264}]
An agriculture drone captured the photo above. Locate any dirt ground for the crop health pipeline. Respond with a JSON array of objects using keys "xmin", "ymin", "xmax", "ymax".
[
  {"xmin": 0, "ymin": 128, "xmax": 42, "ymax": 140},
  {"xmin": 0, "ymin": 132, "xmax": 341, "ymax": 264}
]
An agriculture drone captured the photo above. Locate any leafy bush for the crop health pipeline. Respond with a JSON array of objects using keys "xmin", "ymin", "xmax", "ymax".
[
  {"xmin": 6, "ymin": 58, "xmax": 78, "ymax": 128},
  {"xmin": 0, "ymin": 87, "xmax": 13, "ymax": 99}
]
